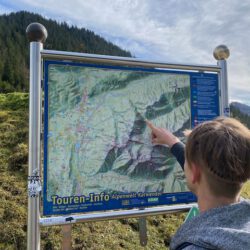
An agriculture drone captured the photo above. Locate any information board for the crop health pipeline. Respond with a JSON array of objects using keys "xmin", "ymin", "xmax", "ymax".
[{"xmin": 43, "ymin": 60, "xmax": 219, "ymax": 215}]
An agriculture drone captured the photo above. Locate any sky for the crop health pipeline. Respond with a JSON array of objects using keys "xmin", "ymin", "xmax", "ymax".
[{"xmin": 1, "ymin": 0, "xmax": 250, "ymax": 105}]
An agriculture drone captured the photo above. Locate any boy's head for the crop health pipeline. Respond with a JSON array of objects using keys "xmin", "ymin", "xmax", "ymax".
[{"xmin": 185, "ymin": 117, "xmax": 250, "ymax": 198}]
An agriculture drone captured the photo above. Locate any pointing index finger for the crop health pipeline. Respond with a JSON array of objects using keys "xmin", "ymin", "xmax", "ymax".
[{"xmin": 145, "ymin": 120, "xmax": 156, "ymax": 130}]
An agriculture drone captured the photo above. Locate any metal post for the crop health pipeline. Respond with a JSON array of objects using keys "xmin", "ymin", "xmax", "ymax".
[
  {"xmin": 62, "ymin": 225, "xmax": 72, "ymax": 250},
  {"xmin": 26, "ymin": 23, "xmax": 47, "ymax": 250},
  {"xmin": 213, "ymin": 45, "xmax": 230, "ymax": 117},
  {"xmin": 138, "ymin": 217, "xmax": 147, "ymax": 246}
]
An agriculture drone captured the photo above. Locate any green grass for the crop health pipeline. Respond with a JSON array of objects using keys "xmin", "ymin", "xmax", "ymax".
[
  {"xmin": 0, "ymin": 92, "xmax": 249, "ymax": 250},
  {"xmin": 0, "ymin": 93, "xmax": 29, "ymax": 249},
  {"xmin": 241, "ymin": 181, "xmax": 250, "ymax": 198}
]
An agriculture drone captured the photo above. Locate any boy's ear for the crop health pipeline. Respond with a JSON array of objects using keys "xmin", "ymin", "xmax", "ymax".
[{"xmin": 190, "ymin": 163, "xmax": 201, "ymax": 184}]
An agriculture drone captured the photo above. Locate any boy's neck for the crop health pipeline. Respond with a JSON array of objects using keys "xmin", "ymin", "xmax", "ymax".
[{"xmin": 197, "ymin": 191, "xmax": 240, "ymax": 212}]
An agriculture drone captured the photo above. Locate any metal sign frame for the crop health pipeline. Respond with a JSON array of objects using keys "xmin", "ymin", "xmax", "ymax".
[{"xmin": 26, "ymin": 23, "xmax": 229, "ymax": 250}]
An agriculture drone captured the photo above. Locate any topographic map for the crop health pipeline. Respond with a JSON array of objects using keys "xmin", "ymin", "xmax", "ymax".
[{"xmin": 45, "ymin": 64, "xmax": 191, "ymax": 201}]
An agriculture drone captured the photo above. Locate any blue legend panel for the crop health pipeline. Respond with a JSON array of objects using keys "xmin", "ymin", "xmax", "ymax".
[{"xmin": 190, "ymin": 73, "xmax": 220, "ymax": 127}]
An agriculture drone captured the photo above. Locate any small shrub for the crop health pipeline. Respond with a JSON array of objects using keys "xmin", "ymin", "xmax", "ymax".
[{"xmin": 0, "ymin": 92, "xmax": 29, "ymax": 110}]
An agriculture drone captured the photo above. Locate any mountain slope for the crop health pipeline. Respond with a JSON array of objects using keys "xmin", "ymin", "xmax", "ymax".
[
  {"xmin": 0, "ymin": 11, "xmax": 131, "ymax": 92},
  {"xmin": 230, "ymin": 102, "xmax": 250, "ymax": 128},
  {"xmin": 231, "ymin": 102, "xmax": 250, "ymax": 115}
]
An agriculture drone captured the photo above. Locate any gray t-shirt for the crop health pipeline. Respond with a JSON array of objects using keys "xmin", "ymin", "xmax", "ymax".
[{"xmin": 170, "ymin": 200, "xmax": 250, "ymax": 250}]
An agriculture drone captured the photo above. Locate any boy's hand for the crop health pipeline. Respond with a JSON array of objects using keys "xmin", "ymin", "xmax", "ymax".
[{"xmin": 146, "ymin": 120, "xmax": 180, "ymax": 147}]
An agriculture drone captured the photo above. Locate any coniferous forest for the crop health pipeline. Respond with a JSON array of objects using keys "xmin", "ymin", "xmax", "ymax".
[{"xmin": 0, "ymin": 11, "xmax": 131, "ymax": 93}]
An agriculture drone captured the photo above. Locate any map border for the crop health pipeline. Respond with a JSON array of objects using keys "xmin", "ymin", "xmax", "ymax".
[{"xmin": 43, "ymin": 60, "xmax": 219, "ymax": 216}]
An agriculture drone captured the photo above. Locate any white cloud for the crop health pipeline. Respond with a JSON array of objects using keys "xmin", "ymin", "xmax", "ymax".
[{"xmin": 1, "ymin": 0, "xmax": 250, "ymax": 104}]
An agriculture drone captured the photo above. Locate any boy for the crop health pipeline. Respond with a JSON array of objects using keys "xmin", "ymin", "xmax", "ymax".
[{"xmin": 146, "ymin": 117, "xmax": 250, "ymax": 250}]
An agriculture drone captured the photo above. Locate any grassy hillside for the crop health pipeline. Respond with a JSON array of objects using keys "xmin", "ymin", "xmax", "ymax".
[
  {"xmin": 0, "ymin": 93, "xmax": 28, "ymax": 249},
  {"xmin": 0, "ymin": 93, "xmax": 249, "ymax": 249}
]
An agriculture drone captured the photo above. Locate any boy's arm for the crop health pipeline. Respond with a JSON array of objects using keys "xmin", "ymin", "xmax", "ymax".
[{"xmin": 170, "ymin": 142, "xmax": 185, "ymax": 170}]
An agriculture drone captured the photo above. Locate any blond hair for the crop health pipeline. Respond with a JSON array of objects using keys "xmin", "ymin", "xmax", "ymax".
[{"xmin": 185, "ymin": 117, "xmax": 250, "ymax": 197}]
